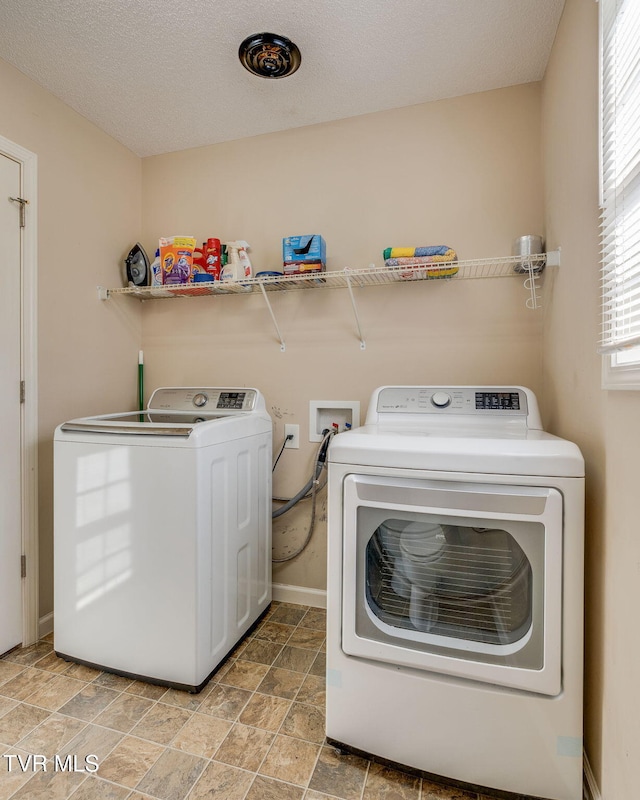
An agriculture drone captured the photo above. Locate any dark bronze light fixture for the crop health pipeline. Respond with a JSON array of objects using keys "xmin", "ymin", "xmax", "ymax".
[{"xmin": 238, "ymin": 33, "xmax": 301, "ymax": 79}]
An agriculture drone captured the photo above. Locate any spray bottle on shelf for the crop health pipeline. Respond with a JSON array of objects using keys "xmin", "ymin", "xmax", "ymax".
[{"xmin": 222, "ymin": 241, "xmax": 253, "ymax": 283}]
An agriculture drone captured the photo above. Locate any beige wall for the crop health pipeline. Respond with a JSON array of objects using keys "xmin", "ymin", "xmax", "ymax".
[
  {"xmin": 0, "ymin": 58, "xmax": 142, "ymax": 617},
  {"xmin": 141, "ymin": 84, "xmax": 545, "ymax": 591},
  {"xmin": 542, "ymin": 0, "xmax": 640, "ymax": 795}
]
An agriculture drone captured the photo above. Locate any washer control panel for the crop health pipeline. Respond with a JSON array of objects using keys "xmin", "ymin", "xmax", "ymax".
[
  {"xmin": 375, "ymin": 386, "xmax": 528, "ymax": 416},
  {"xmin": 149, "ymin": 387, "xmax": 258, "ymax": 412}
]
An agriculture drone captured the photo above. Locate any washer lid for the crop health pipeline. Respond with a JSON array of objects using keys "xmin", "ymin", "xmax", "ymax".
[{"xmin": 329, "ymin": 424, "xmax": 584, "ymax": 478}]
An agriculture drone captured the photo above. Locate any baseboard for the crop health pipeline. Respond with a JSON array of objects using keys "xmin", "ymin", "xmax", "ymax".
[
  {"xmin": 272, "ymin": 583, "xmax": 326, "ymax": 608},
  {"xmin": 583, "ymin": 751, "xmax": 602, "ymax": 800},
  {"xmin": 38, "ymin": 612, "xmax": 53, "ymax": 639}
]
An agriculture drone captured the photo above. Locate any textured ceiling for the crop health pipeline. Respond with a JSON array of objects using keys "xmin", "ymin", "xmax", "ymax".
[{"xmin": 0, "ymin": 0, "xmax": 565, "ymax": 157}]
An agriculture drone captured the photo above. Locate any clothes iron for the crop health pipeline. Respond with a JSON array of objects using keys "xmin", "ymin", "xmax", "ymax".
[{"xmin": 125, "ymin": 243, "xmax": 150, "ymax": 286}]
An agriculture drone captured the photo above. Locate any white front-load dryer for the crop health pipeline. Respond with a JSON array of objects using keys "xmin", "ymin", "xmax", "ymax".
[
  {"xmin": 326, "ymin": 386, "xmax": 584, "ymax": 800},
  {"xmin": 54, "ymin": 387, "xmax": 272, "ymax": 692}
]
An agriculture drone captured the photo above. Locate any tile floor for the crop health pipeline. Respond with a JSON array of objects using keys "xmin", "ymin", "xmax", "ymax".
[{"xmin": 1, "ymin": 602, "xmax": 531, "ymax": 800}]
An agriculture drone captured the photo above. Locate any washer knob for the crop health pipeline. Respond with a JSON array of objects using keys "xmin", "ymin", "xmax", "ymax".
[
  {"xmin": 431, "ymin": 391, "xmax": 451, "ymax": 408},
  {"xmin": 193, "ymin": 393, "xmax": 208, "ymax": 408}
]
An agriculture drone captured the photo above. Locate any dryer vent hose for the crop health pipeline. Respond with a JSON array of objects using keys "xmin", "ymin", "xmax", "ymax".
[{"xmin": 271, "ymin": 429, "xmax": 333, "ymax": 563}]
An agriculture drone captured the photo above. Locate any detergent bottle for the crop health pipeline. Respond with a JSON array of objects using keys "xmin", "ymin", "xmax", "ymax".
[{"xmin": 222, "ymin": 241, "xmax": 253, "ymax": 283}]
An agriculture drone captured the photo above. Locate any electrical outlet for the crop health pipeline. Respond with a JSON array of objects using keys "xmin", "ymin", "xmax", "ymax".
[{"xmin": 284, "ymin": 424, "xmax": 300, "ymax": 449}]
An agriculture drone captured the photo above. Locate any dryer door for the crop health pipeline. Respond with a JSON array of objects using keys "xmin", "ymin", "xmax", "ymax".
[{"xmin": 341, "ymin": 474, "xmax": 563, "ymax": 696}]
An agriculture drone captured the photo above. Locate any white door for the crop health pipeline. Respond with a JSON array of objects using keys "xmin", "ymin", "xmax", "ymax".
[{"xmin": 0, "ymin": 152, "xmax": 23, "ymax": 654}]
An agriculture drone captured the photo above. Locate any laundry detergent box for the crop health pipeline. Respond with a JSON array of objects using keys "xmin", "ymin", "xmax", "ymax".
[
  {"xmin": 159, "ymin": 236, "xmax": 196, "ymax": 285},
  {"xmin": 282, "ymin": 235, "xmax": 326, "ymax": 275}
]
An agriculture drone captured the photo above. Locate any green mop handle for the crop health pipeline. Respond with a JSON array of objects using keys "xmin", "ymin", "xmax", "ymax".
[{"xmin": 138, "ymin": 350, "xmax": 144, "ymax": 412}]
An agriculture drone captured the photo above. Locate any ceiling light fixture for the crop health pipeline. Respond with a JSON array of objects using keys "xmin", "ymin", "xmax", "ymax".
[{"xmin": 238, "ymin": 33, "xmax": 301, "ymax": 79}]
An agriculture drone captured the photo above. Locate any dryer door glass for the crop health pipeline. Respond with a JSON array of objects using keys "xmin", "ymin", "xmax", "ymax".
[{"xmin": 366, "ymin": 521, "xmax": 533, "ymax": 647}]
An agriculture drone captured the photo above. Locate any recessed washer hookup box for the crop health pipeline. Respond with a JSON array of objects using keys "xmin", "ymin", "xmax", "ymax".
[{"xmin": 283, "ymin": 235, "xmax": 326, "ymax": 274}]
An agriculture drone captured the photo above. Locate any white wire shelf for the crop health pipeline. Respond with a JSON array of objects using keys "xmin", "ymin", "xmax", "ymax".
[
  {"xmin": 98, "ymin": 250, "xmax": 557, "ymax": 351},
  {"xmin": 100, "ymin": 252, "xmax": 552, "ymax": 301}
]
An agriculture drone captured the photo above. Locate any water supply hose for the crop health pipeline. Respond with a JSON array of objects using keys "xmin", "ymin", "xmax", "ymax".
[{"xmin": 271, "ymin": 429, "xmax": 334, "ymax": 563}]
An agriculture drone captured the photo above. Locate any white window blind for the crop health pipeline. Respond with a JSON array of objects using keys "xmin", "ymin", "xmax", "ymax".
[{"xmin": 599, "ymin": 0, "xmax": 640, "ymax": 355}]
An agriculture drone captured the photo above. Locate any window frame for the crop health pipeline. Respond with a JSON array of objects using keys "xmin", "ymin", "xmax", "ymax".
[{"xmin": 599, "ymin": 0, "xmax": 640, "ymax": 389}]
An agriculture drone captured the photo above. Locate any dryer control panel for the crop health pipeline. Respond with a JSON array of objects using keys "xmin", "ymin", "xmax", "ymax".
[{"xmin": 374, "ymin": 386, "xmax": 530, "ymax": 417}]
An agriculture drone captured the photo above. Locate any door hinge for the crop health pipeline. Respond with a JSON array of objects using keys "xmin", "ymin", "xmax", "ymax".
[
  {"xmin": 9, "ymin": 196, "xmax": 28, "ymax": 228},
  {"xmin": 21, "ymin": 555, "xmax": 26, "ymax": 579},
  {"xmin": 20, "ymin": 380, "xmax": 25, "ymax": 404}
]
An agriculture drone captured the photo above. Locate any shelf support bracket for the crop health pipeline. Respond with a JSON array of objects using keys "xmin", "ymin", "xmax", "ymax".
[
  {"xmin": 344, "ymin": 271, "xmax": 366, "ymax": 350},
  {"xmin": 259, "ymin": 284, "xmax": 286, "ymax": 351}
]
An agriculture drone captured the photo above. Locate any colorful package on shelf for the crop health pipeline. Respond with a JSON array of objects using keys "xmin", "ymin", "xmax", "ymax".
[
  {"xmin": 283, "ymin": 235, "xmax": 326, "ymax": 275},
  {"xmin": 382, "ymin": 245, "xmax": 458, "ymax": 279},
  {"xmin": 159, "ymin": 236, "xmax": 197, "ymax": 285}
]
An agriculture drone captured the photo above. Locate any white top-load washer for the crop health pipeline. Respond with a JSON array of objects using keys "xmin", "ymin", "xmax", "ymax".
[
  {"xmin": 327, "ymin": 386, "xmax": 584, "ymax": 800},
  {"xmin": 54, "ymin": 387, "xmax": 272, "ymax": 692}
]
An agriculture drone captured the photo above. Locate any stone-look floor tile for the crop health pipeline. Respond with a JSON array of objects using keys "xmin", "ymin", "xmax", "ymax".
[
  {"xmin": 63, "ymin": 663, "xmax": 102, "ymax": 682},
  {"xmin": 270, "ymin": 606, "xmax": 308, "ymax": 626},
  {"xmin": 238, "ymin": 692, "xmax": 291, "ymax": 732},
  {"xmin": 274, "ymin": 646, "xmax": 317, "ymax": 674},
  {"xmin": 259, "ymin": 734, "xmax": 321, "ymax": 786},
  {"xmin": 300, "ymin": 610, "xmax": 327, "ymax": 632},
  {"xmin": 308, "ymin": 652, "xmax": 326, "ymax": 677},
  {"xmin": 136, "ymin": 747, "xmax": 206, "ymax": 800},
  {"xmin": 308, "ymin": 745, "xmax": 369, "ymax": 800},
  {"xmin": 0, "ymin": 661, "xmax": 24, "ymax": 687},
  {"xmin": 96, "ymin": 735, "xmax": 165, "ymax": 788},
  {"xmin": 3, "ymin": 642, "xmax": 52, "ymax": 667},
  {"xmin": 421, "ymin": 780, "xmax": 477, "ymax": 799},
  {"xmin": 246, "ymin": 774, "xmax": 305, "ymax": 800},
  {"xmin": 58, "ymin": 722, "xmax": 123, "ymax": 763},
  {"xmin": 214, "ymin": 722, "xmax": 274, "ymax": 771},
  {"xmin": 295, "ymin": 675, "xmax": 325, "ymax": 707},
  {"xmin": 8, "ymin": 762, "xmax": 86, "ymax": 800},
  {"xmin": 257, "ymin": 668, "xmax": 306, "ymax": 700},
  {"xmin": 210, "ymin": 659, "xmax": 235, "ymax": 685},
  {"xmin": 0, "ymin": 747, "xmax": 36, "ymax": 799},
  {"xmin": 198, "ymin": 684, "xmax": 252, "ymax": 721},
  {"xmin": 304, "ymin": 792, "xmax": 344, "ymax": 799},
  {"xmin": 0, "ymin": 697, "xmax": 18, "ymax": 719},
  {"xmin": 57, "ymin": 684, "xmax": 120, "ymax": 722},
  {"xmin": 127, "ymin": 794, "xmax": 156, "ymax": 800},
  {"xmin": 170, "ymin": 712, "xmax": 232, "ymax": 758},
  {"xmin": 0, "ymin": 668, "xmax": 56, "ymax": 702},
  {"xmin": 15, "ymin": 713, "xmax": 86, "ymax": 755},
  {"xmin": 130, "ymin": 703, "xmax": 191, "ymax": 745},
  {"xmin": 0, "ymin": 705, "xmax": 50, "ymax": 746},
  {"xmin": 125, "ymin": 681, "xmax": 168, "ymax": 701},
  {"xmin": 157, "ymin": 688, "xmax": 202, "ymax": 711},
  {"xmin": 280, "ymin": 702, "xmax": 326, "ymax": 744},
  {"xmin": 93, "ymin": 692, "xmax": 155, "ymax": 733},
  {"xmin": 241, "ymin": 639, "xmax": 284, "ymax": 667},
  {"xmin": 190, "ymin": 760, "xmax": 254, "ymax": 800},
  {"xmin": 66, "ymin": 776, "xmax": 131, "ymax": 800},
  {"xmin": 362, "ymin": 761, "xmax": 421, "ymax": 800},
  {"xmin": 286, "ymin": 628, "xmax": 326, "ymax": 651},
  {"xmin": 218, "ymin": 659, "xmax": 270, "ymax": 691},
  {"xmin": 23, "ymin": 674, "xmax": 85, "ymax": 711},
  {"xmin": 93, "ymin": 673, "xmax": 133, "ymax": 691},
  {"xmin": 28, "ymin": 651, "xmax": 71, "ymax": 675},
  {"xmin": 253, "ymin": 622, "xmax": 296, "ymax": 645}
]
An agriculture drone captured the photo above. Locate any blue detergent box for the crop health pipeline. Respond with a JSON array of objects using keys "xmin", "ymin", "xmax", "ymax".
[{"xmin": 282, "ymin": 235, "xmax": 326, "ymax": 274}]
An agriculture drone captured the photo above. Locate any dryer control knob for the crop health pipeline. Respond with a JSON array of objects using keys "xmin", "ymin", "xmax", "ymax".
[
  {"xmin": 430, "ymin": 391, "xmax": 451, "ymax": 408},
  {"xmin": 193, "ymin": 393, "xmax": 208, "ymax": 408}
]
